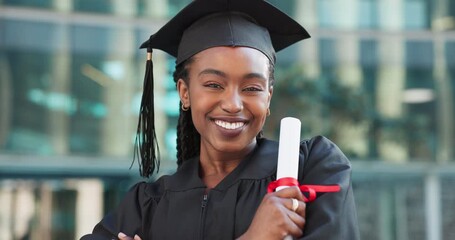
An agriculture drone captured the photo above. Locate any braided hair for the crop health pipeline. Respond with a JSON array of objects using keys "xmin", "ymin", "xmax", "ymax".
[
  {"xmin": 173, "ymin": 58, "xmax": 199, "ymax": 167},
  {"xmin": 173, "ymin": 57, "xmax": 275, "ymax": 167}
]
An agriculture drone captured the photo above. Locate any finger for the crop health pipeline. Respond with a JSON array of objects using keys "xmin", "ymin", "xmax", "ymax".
[
  {"xmin": 282, "ymin": 198, "xmax": 305, "ymax": 228},
  {"xmin": 286, "ymin": 215, "xmax": 305, "ymax": 238},
  {"xmin": 286, "ymin": 209, "xmax": 306, "ymax": 230},
  {"xmin": 275, "ymin": 197, "xmax": 305, "ymax": 236},
  {"xmin": 287, "ymin": 198, "xmax": 306, "ymax": 217},
  {"xmin": 118, "ymin": 232, "xmax": 133, "ymax": 240},
  {"xmin": 282, "ymin": 207, "xmax": 306, "ymax": 238},
  {"xmin": 134, "ymin": 234, "xmax": 143, "ymax": 240},
  {"xmin": 273, "ymin": 186, "xmax": 305, "ymax": 202},
  {"xmin": 277, "ymin": 197, "xmax": 306, "ymax": 216}
]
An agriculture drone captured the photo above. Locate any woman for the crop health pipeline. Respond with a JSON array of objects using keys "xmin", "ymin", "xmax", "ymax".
[{"xmin": 81, "ymin": 0, "xmax": 360, "ymax": 239}]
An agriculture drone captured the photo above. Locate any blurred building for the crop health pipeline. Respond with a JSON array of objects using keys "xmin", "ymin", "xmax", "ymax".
[{"xmin": 0, "ymin": 0, "xmax": 454, "ymax": 239}]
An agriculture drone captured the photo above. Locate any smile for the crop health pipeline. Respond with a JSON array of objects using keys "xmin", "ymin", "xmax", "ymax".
[{"xmin": 214, "ymin": 120, "xmax": 245, "ymax": 130}]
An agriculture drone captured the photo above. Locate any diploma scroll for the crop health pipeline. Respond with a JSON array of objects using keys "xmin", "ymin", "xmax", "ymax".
[
  {"xmin": 277, "ymin": 117, "xmax": 301, "ymax": 240},
  {"xmin": 276, "ymin": 117, "xmax": 301, "ymax": 191}
]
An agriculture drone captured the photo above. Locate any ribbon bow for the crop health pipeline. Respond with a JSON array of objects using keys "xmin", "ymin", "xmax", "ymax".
[{"xmin": 267, "ymin": 177, "xmax": 341, "ymax": 202}]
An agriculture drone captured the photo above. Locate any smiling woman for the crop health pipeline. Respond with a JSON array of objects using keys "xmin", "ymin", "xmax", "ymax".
[{"xmin": 80, "ymin": 0, "xmax": 360, "ymax": 239}]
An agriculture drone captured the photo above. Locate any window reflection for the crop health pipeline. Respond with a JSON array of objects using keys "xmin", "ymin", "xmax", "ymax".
[
  {"xmin": 73, "ymin": 0, "xmax": 111, "ymax": 14},
  {"xmin": 3, "ymin": 0, "xmax": 51, "ymax": 8},
  {"xmin": 404, "ymin": 0, "xmax": 430, "ymax": 29}
]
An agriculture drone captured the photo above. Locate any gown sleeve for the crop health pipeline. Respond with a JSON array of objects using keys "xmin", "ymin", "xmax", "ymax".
[
  {"xmin": 79, "ymin": 181, "xmax": 159, "ymax": 240},
  {"xmin": 298, "ymin": 136, "xmax": 360, "ymax": 240}
]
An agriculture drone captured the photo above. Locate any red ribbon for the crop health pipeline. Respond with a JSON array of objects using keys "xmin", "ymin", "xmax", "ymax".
[{"xmin": 267, "ymin": 177, "xmax": 341, "ymax": 202}]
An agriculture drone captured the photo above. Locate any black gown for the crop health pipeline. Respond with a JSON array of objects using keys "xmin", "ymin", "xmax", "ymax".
[{"xmin": 81, "ymin": 136, "xmax": 360, "ymax": 240}]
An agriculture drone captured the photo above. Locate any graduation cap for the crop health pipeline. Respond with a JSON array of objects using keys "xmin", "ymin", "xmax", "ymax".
[{"xmin": 135, "ymin": 0, "xmax": 310, "ymax": 178}]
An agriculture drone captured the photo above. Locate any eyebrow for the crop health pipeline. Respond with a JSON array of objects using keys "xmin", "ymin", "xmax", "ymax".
[
  {"xmin": 243, "ymin": 72, "xmax": 268, "ymax": 82},
  {"xmin": 198, "ymin": 68, "xmax": 267, "ymax": 81},
  {"xmin": 198, "ymin": 68, "xmax": 227, "ymax": 78}
]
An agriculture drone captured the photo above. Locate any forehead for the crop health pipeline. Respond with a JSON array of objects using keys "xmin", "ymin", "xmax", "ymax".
[{"xmin": 191, "ymin": 46, "xmax": 270, "ymax": 69}]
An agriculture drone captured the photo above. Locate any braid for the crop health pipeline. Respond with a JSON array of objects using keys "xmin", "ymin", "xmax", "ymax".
[
  {"xmin": 175, "ymin": 108, "xmax": 185, "ymax": 165},
  {"xmin": 173, "ymin": 58, "xmax": 200, "ymax": 167},
  {"xmin": 176, "ymin": 107, "xmax": 200, "ymax": 166}
]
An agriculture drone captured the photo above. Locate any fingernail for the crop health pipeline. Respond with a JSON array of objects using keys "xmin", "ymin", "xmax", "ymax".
[{"xmin": 118, "ymin": 232, "xmax": 127, "ymax": 238}]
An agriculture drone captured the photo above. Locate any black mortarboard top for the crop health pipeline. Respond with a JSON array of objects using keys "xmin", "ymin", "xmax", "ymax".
[
  {"xmin": 136, "ymin": 0, "xmax": 310, "ymax": 178},
  {"xmin": 140, "ymin": 0, "xmax": 310, "ymax": 64}
]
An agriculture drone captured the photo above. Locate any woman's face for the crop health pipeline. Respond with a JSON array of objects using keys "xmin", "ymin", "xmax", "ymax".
[{"xmin": 178, "ymin": 46, "xmax": 273, "ymax": 155}]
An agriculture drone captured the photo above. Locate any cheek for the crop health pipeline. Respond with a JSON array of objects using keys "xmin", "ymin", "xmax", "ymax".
[
  {"xmin": 189, "ymin": 88, "xmax": 211, "ymax": 109},
  {"xmin": 249, "ymin": 96, "xmax": 270, "ymax": 118},
  {"xmin": 187, "ymin": 88, "xmax": 215, "ymax": 124}
]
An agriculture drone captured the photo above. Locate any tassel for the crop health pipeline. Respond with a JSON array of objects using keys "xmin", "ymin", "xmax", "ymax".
[{"xmin": 134, "ymin": 47, "xmax": 160, "ymax": 178}]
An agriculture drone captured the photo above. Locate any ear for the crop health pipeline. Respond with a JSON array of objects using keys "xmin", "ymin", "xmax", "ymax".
[{"xmin": 177, "ymin": 79, "xmax": 190, "ymax": 107}]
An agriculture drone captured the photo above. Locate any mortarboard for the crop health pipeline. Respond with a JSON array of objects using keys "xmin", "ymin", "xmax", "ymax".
[{"xmin": 135, "ymin": 0, "xmax": 310, "ymax": 178}]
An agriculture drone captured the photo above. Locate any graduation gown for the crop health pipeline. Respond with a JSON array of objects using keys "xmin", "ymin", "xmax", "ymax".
[{"xmin": 81, "ymin": 136, "xmax": 360, "ymax": 240}]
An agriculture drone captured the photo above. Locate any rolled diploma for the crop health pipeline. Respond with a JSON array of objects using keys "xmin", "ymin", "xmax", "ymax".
[
  {"xmin": 276, "ymin": 117, "xmax": 301, "ymax": 191},
  {"xmin": 277, "ymin": 117, "xmax": 301, "ymax": 240}
]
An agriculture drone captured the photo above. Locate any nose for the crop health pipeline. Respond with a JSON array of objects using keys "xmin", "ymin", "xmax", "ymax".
[{"xmin": 220, "ymin": 89, "xmax": 243, "ymax": 113}]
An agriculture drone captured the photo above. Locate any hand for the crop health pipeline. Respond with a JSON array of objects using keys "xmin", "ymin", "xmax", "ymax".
[
  {"xmin": 237, "ymin": 187, "xmax": 306, "ymax": 240},
  {"xmin": 118, "ymin": 232, "xmax": 142, "ymax": 240}
]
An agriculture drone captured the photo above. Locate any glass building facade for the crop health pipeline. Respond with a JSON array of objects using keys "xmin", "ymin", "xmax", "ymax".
[{"xmin": 0, "ymin": 0, "xmax": 454, "ymax": 239}]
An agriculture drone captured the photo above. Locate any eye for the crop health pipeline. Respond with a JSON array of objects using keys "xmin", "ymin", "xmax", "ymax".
[
  {"xmin": 204, "ymin": 83, "xmax": 223, "ymax": 89},
  {"xmin": 243, "ymin": 86, "xmax": 263, "ymax": 92}
]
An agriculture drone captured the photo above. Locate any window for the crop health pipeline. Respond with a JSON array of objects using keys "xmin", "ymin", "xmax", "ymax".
[
  {"xmin": 359, "ymin": 0, "xmax": 378, "ymax": 29},
  {"xmin": 404, "ymin": 41, "xmax": 436, "ymax": 159},
  {"xmin": 3, "ymin": 0, "xmax": 51, "ymax": 8},
  {"xmin": 73, "ymin": 0, "xmax": 111, "ymax": 14},
  {"xmin": 404, "ymin": 0, "xmax": 431, "ymax": 29}
]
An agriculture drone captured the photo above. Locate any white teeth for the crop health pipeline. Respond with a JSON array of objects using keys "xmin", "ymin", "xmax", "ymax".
[{"xmin": 214, "ymin": 120, "xmax": 245, "ymax": 130}]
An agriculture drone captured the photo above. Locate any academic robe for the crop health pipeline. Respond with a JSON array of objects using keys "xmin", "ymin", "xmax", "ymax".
[{"xmin": 81, "ymin": 136, "xmax": 360, "ymax": 240}]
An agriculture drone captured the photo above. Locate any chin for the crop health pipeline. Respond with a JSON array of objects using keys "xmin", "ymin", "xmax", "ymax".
[{"xmin": 215, "ymin": 138, "xmax": 256, "ymax": 153}]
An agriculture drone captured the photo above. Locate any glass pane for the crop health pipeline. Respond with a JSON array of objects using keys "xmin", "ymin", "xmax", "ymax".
[
  {"xmin": 3, "ymin": 0, "xmax": 51, "ymax": 8},
  {"xmin": 359, "ymin": 0, "xmax": 379, "ymax": 29},
  {"xmin": 319, "ymin": 38, "xmax": 337, "ymax": 67},
  {"xmin": 167, "ymin": 0, "xmax": 191, "ymax": 17},
  {"xmin": 404, "ymin": 0, "xmax": 430, "ymax": 29},
  {"xmin": 268, "ymin": 0, "xmax": 294, "ymax": 17},
  {"xmin": 5, "ymin": 50, "xmax": 54, "ymax": 154},
  {"xmin": 1, "ymin": 20, "xmax": 56, "ymax": 154},
  {"xmin": 360, "ymin": 40, "xmax": 378, "ymax": 159},
  {"xmin": 442, "ymin": 176, "xmax": 455, "ymax": 240},
  {"xmin": 445, "ymin": 41, "xmax": 455, "ymax": 159},
  {"xmin": 404, "ymin": 41, "xmax": 436, "ymax": 160},
  {"xmin": 318, "ymin": 0, "xmax": 336, "ymax": 28},
  {"xmin": 73, "ymin": 0, "xmax": 111, "ymax": 14}
]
